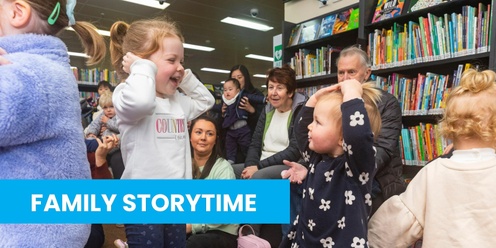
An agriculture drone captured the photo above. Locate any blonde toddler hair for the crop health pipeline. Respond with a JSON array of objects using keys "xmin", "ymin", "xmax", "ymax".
[
  {"xmin": 440, "ymin": 69, "xmax": 496, "ymax": 144},
  {"xmin": 317, "ymin": 83, "xmax": 382, "ymax": 140},
  {"xmin": 99, "ymin": 91, "xmax": 113, "ymax": 108}
]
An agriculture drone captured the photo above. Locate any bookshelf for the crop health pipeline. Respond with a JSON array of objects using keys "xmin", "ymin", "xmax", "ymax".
[
  {"xmin": 283, "ymin": 0, "xmax": 496, "ymax": 178},
  {"xmin": 73, "ymin": 67, "xmax": 118, "ymax": 101},
  {"xmin": 364, "ymin": 0, "xmax": 495, "ymax": 175},
  {"xmin": 283, "ymin": 3, "xmax": 360, "ymax": 88}
]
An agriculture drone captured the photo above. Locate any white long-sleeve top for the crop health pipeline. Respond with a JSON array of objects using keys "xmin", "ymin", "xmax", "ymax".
[
  {"xmin": 113, "ymin": 59, "xmax": 214, "ymax": 179},
  {"xmin": 368, "ymin": 148, "xmax": 496, "ymax": 247}
]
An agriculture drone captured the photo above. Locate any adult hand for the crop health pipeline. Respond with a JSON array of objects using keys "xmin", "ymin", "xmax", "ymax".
[
  {"xmin": 95, "ymin": 134, "xmax": 119, "ymax": 167},
  {"xmin": 239, "ymin": 96, "xmax": 255, "ymax": 114},
  {"xmin": 281, "ymin": 160, "xmax": 308, "ymax": 184},
  {"xmin": 186, "ymin": 224, "xmax": 192, "ymax": 234},
  {"xmin": 122, "ymin": 52, "xmax": 140, "ymax": 74},
  {"xmin": 305, "ymin": 83, "xmax": 341, "ymax": 107},
  {"xmin": 0, "ymin": 47, "xmax": 11, "ymax": 65},
  {"xmin": 241, "ymin": 165, "xmax": 258, "ymax": 179}
]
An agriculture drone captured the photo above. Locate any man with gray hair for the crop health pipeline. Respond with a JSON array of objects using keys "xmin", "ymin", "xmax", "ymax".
[{"xmin": 336, "ymin": 46, "xmax": 406, "ymax": 215}]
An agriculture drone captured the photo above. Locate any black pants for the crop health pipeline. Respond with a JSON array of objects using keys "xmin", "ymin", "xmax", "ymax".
[
  {"xmin": 84, "ymin": 224, "xmax": 105, "ymax": 248},
  {"xmin": 107, "ymin": 149, "xmax": 125, "ymax": 179},
  {"xmin": 186, "ymin": 230, "xmax": 237, "ymax": 248}
]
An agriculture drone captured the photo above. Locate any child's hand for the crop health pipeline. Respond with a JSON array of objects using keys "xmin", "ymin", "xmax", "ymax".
[
  {"xmin": 339, "ymin": 79, "xmax": 363, "ymax": 102},
  {"xmin": 221, "ymin": 103, "xmax": 227, "ymax": 117},
  {"xmin": 306, "ymin": 84, "xmax": 341, "ymax": 107},
  {"xmin": 0, "ymin": 47, "xmax": 11, "ymax": 65},
  {"xmin": 101, "ymin": 115, "xmax": 109, "ymax": 124},
  {"xmin": 281, "ymin": 160, "xmax": 308, "ymax": 184},
  {"xmin": 122, "ymin": 52, "xmax": 140, "ymax": 74}
]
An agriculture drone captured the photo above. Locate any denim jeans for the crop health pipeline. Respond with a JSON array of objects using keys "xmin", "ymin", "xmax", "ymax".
[{"xmin": 125, "ymin": 224, "xmax": 186, "ymax": 248}]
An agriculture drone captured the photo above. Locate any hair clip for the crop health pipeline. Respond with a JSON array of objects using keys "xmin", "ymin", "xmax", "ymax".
[{"xmin": 47, "ymin": 2, "xmax": 61, "ymax": 25}]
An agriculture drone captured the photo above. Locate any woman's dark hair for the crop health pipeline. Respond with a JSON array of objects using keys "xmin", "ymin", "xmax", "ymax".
[
  {"xmin": 189, "ymin": 115, "xmax": 223, "ymax": 179},
  {"xmin": 229, "ymin": 65, "xmax": 256, "ymax": 93}
]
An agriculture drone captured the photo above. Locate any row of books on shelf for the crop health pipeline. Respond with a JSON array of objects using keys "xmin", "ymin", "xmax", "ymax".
[
  {"xmin": 368, "ymin": 3, "xmax": 491, "ymax": 69},
  {"xmin": 400, "ymin": 123, "xmax": 450, "ymax": 166},
  {"xmin": 287, "ymin": 8, "xmax": 359, "ymax": 46},
  {"xmin": 71, "ymin": 67, "xmax": 119, "ymax": 86},
  {"xmin": 371, "ymin": 63, "xmax": 475, "ymax": 116},
  {"xmin": 372, "ymin": 71, "xmax": 449, "ymax": 116},
  {"xmin": 289, "ymin": 46, "xmax": 341, "ymax": 79}
]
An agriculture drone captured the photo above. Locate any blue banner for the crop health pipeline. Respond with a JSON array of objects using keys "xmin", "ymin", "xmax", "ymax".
[{"xmin": 0, "ymin": 179, "xmax": 289, "ymax": 224}]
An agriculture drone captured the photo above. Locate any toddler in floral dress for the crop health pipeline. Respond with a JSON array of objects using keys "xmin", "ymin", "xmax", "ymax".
[{"xmin": 280, "ymin": 80, "xmax": 382, "ymax": 247}]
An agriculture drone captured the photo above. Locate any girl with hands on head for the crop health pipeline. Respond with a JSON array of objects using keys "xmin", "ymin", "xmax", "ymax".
[
  {"xmin": 110, "ymin": 17, "xmax": 214, "ymax": 248},
  {"xmin": 281, "ymin": 79, "xmax": 364, "ymax": 183}
]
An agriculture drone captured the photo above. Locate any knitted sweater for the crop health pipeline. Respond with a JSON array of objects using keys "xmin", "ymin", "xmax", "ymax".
[{"xmin": 0, "ymin": 34, "xmax": 91, "ymax": 246}]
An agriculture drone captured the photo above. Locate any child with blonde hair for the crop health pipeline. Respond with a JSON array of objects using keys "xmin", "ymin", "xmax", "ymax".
[
  {"xmin": 0, "ymin": 0, "xmax": 105, "ymax": 246},
  {"xmin": 110, "ymin": 17, "xmax": 215, "ymax": 247},
  {"xmin": 280, "ymin": 80, "xmax": 382, "ymax": 247},
  {"xmin": 368, "ymin": 69, "xmax": 496, "ymax": 247},
  {"xmin": 86, "ymin": 91, "xmax": 119, "ymax": 139}
]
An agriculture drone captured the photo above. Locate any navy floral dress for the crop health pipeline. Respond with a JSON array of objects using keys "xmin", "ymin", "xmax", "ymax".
[{"xmin": 281, "ymin": 99, "xmax": 377, "ymax": 248}]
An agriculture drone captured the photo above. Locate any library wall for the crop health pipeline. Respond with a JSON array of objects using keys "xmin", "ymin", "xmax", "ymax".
[{"xmin": 284, "ymin": 0, "xmax": 358, "ymax": 23}]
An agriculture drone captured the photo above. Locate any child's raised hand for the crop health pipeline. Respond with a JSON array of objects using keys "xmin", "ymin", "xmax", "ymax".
[
  {"xmin": 122, "ymin": 52, "xmax": 140, "ymax": 74},
  {"xmin": 281, "ymin": 160, "xmax": 308, "ymax": 184},
  {"xmin": 339, "ymin": 79, "xmax": 363, "ymax": 101},
  {"xmin": 0, "ymin": 47, "xmax": 11, "ymax": 65},
  {"xmin": 306, "ymin": 84, "xmax": 340, "ymax": 107}
]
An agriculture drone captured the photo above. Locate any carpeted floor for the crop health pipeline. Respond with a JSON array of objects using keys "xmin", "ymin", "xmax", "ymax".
[{"xmin": 102, "ymin": 224, "xmax": 126, "ymax": 248}]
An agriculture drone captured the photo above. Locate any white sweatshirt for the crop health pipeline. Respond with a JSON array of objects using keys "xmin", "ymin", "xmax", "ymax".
[
  {"xmin": 113, "ymin": 59, "xmax": 214, "ymax": 179},
  {"xmin": 368, "ymin": 149, "xmax": 496, "ymax": 247}
]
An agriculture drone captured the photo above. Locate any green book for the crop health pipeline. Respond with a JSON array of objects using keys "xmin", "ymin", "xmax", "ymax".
[{"xmin": 347, "ymin": 8, "xmax": 359, "ymax": 30}]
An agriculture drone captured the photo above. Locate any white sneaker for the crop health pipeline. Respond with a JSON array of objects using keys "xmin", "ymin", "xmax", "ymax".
[{"xmin": 114, "ymin": 239, "xmax": 128, "ymax": 248}]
